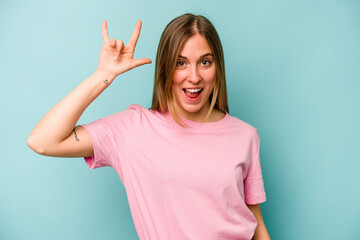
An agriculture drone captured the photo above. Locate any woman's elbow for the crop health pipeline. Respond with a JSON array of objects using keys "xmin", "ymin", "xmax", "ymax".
[{"xmin": 27, "ymin": 135, "xmax": 46, "ymax": 155}]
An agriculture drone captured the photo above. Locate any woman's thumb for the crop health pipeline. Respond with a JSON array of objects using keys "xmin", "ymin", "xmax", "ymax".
[{"xmin": 132, "ymin": 58, "xmax": 152, "ymax": 68}]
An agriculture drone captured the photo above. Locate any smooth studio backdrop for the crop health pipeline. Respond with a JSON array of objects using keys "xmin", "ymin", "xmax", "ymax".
[{"xmin": 1, "ymin": 0, "xmax": 359, "ymax": 239}]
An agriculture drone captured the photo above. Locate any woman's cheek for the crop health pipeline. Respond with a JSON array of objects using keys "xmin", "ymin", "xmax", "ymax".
[
  {"xmin": 172, "ymin": 70, "xmax": 184, "ymax": 84},
  {"xmin": 204, "ymin": 68, "xmax": 216, "ymax": 82}
]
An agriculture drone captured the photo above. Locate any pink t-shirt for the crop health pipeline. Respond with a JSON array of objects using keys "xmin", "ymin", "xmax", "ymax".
[{"xmin": 81, "ymin": 103, "xmax": 266, "ymax": 240}]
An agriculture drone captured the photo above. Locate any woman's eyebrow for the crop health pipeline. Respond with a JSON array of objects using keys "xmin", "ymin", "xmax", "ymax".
[{"xmin": 178, "ymin": 53, "xmax": 213, "ymax": 59}]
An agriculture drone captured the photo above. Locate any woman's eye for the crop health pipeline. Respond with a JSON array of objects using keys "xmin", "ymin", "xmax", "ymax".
[
  {"xmin": 201, "ymin": 60, "xmax": 211, "ymax": 66},
  {"xmin": 176, "ymin": 61, "xmax": 185, "ymax": 67}
]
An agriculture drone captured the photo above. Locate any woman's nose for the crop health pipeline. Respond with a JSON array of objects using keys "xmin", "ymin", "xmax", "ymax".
[{"xmin": 187, "ymin": 66, "xmax": 201, "ymax": 84}]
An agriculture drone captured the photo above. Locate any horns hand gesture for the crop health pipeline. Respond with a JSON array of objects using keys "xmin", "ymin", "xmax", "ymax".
[{"xmin": 96, "ymin": 20, "xmax": 152, "ymax": 76}]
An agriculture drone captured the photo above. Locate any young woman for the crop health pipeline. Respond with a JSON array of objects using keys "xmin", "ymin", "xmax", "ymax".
[{"xmin": 28, "ymin": 13, "xmax": 270, "ymax": 240}]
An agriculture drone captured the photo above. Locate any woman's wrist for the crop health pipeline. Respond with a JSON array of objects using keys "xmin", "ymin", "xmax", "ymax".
[{"xmin": 93, "ymin": 70, "xmax": 118, "ymax": 83}]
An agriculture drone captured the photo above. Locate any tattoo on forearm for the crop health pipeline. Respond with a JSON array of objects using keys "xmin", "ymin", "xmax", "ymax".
[
  {"xmin": 103, "ymin": 80, "xmax": 108, "ymax": 84},
  {"xmin": 73, "ymin": 127, "xmax": 80, "ymax": 142}
]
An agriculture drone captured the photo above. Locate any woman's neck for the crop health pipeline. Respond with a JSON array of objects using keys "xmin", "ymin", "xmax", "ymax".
[{"xmin": 175, "ymin": 104, "xmax": 225, "ymax": 123}]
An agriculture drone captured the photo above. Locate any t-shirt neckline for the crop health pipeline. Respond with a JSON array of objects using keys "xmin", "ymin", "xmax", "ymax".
[{"xmin": 162, "ymin": 110, "xmax": 232, "ymax": 130}]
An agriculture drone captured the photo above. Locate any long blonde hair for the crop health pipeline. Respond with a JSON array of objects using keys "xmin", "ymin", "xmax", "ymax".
[{"xmin": 150, "ymin": 13, "xmax": 229, "ymax": 127}]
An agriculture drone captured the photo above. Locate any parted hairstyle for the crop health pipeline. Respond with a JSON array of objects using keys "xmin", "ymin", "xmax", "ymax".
[{"xmin": 150, "ymin": 13, "xmax": 229, "ymax": 127}]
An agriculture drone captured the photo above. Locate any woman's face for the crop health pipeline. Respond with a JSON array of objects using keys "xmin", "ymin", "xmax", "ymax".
[{"xmin": 171, "ymin": 34, "xmax": 216, "ymax": 121}]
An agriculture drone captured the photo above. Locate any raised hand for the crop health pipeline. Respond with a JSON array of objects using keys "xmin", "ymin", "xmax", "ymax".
[{"xmin": 96, "ymin": 20, "xmax": 152, "ymax": 76}]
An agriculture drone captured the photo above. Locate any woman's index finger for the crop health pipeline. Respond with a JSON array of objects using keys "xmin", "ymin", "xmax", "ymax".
[
  {"xmin": 102, "ymin": 20, "xmax": 109, "ymax": 43},
  {"xmin": 127, "ymin": 20, "xmax": 142, "ymax": 50}
]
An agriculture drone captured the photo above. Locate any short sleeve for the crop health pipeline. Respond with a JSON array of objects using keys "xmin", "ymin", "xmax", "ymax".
[
  {"xmin": 243, "ymin": 129, "xmax": 267, "ymax": 205},
  {"xmin": 80, "ymin": 104, "xmax": 138, "ymax": 170}
]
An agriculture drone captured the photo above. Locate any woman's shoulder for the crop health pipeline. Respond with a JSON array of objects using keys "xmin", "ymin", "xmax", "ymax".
[
  {"xmin": 97, "ymin": 103, "xmax": 146, "ymax": 124},
  {"xmin": 125, "ymin": 103, "xmax": 167, "ymax": 123},
  {"xmin": 126, "ymin": 103, "xmax": 146, "ymax": 111},
  {"xmin": 228, "ymin": 113, "xmax": 259, "ymax": 136},
  {"xmin": 126, "ymin": 103, "xmax": 158, "ymax": 117}
]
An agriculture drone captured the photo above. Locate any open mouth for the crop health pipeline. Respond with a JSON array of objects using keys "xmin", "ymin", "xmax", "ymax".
[{"xmin": 182, "ymin": 88, "xmax": 203, "ymax": 100}]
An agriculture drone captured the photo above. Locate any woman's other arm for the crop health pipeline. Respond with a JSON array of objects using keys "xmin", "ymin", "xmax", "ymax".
[
  {"xmin": 27, "ymin": 20, "xmax": 151, "ymax": 157},
  {"xmin": 247, "ymin": 204, "xmax": 271, "ymax": 240}
]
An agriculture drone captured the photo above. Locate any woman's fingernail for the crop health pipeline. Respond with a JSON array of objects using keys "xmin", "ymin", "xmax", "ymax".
[{"xmin": 113, "ymin": 55, "xmax": 117, "ymax": 60}]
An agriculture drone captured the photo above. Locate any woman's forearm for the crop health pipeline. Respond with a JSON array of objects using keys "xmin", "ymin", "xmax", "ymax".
[
  {"xmin": 27, "ymin": 70, "xmax": 116, "ymax": 153},
  {"xmin": 247, "ymin": 204, "xmax": 271, "ymax": 240},
  {"xmin": 252, "ymin": 223, "xmax": 271, "ymax": 240}
]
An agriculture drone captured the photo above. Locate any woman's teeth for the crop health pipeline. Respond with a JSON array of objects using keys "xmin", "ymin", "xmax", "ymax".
[{"xmin": 184, "ymin": 88, "xmax": 202, "ymax": 93}]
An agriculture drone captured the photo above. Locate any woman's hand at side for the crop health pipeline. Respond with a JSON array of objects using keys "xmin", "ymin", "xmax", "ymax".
[
  {"xmin": 96, "ymin": 20, "xmax": 151, "ymax": 76},
  {"xmin": 27, "ymin": 20, "xmax": 151, "ymax": 158}
]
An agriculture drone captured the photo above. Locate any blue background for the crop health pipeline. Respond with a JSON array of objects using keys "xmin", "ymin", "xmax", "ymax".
[{"xmin": 1, "ymin": 0, "xmax": 359, "ymax": 239}]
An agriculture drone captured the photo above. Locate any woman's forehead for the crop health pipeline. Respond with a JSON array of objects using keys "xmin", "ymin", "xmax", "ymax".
[{"xmin": 179, "ymin": 34, "xmax": 213, "ymax": 58}]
